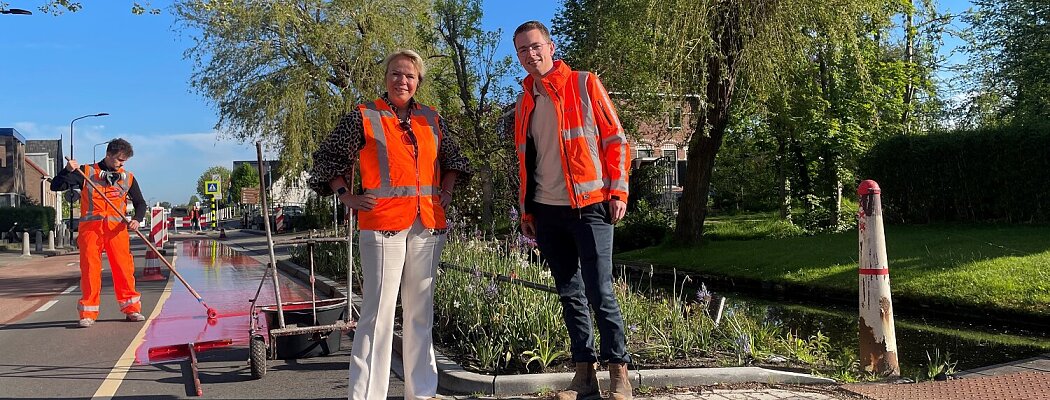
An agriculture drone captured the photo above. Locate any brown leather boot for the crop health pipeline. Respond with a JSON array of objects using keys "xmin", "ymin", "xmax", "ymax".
[
  {"xmin": 554, "ymin": 362, "xmax": 600, "ymax": 400},
  {"xmin": 608, "ymin": 362, "xmax": 633, "ymax": 400}
]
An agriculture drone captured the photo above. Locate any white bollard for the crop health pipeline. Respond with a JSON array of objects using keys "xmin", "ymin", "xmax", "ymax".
[
  {"xmin": 857, "ymin": 179, "xmax": 900, "ymax": 377},
  {"xmin": 21, "ymin": 232, "xmax": 30, "ymax": 256},
  {"xmin": 48, "ymin": 230, "xmax": 55, "ymax": 251}
]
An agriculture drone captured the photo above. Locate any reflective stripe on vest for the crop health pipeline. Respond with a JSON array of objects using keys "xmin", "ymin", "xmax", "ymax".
[{"xmin": 81, "ymin": 164, "xmax": 133, "ymax": 221}]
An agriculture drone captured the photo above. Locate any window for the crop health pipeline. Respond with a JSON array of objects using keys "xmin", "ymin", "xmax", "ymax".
[
  {"xmin": 0, "ymin": 145, "xmax": 5, "ymax": 167},
  {"xmin": 636, "ymin": 147, "xmax": 654, "ymax": 158},
  {"xmin": 662, "ymin": 149, "xmax": 677, "ymax": 159},
  {"xmin": 668, "ymin": 108, "xmax": 683, "ymax": 130}
]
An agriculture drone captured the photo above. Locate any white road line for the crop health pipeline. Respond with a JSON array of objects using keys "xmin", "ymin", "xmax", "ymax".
[
  {"xmin": 35, "ymin": 299, "xmax": 59, "ymax": 312},
  {"xmin": 61, "ymin": 285, "xmax": 78, "ymax": 295},
  {"xmin": 91, "ymin": 255, "xmax": 177, "ymax": 400}
]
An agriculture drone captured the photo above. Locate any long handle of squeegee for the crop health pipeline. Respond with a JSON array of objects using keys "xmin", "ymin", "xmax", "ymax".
[{"xmin": 72, "ymin": 166, "xmax": 219, "ymax": 320}]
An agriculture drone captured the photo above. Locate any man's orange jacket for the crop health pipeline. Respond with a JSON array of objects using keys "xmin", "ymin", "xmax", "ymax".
[{"xmin": 513, "ymin": 60, "xmax": 630, "ymax": 222}]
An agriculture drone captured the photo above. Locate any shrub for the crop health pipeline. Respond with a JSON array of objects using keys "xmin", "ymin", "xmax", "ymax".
[
  {"xmin": 0, "ymin": 205, "xmax": 56, "ymax": 235},
  {"xmin": 860, "ymin": 126, "xmax": 1050, "ymax": 223},
  {"xmin": 615, "ymin": 200, "xmax": 672, "ymax": 253}
]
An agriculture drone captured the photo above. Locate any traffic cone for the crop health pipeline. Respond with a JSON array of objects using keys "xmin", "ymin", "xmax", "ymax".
[
  {"xmin": 219, "ymin": 228, "xmax": 227, "ymax": 239},
  {"xmin": 140, "ymin": 249, "xmax": 165, "ymax": 281}
]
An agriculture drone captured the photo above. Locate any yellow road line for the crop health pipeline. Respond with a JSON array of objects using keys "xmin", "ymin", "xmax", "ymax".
[{"xmin": 92, "ymin": 255, "xmax": 177, "ymax": 400}]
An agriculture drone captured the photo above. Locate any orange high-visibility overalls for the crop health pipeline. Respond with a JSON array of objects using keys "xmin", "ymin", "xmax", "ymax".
[{"xmin": 77, "ymin": 164, "xmax": 141, "ymax": 320}]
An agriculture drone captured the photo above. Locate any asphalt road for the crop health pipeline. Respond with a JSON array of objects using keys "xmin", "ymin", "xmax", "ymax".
[{"xmin": 0, "ymin": 228, "xmax": 407, "ymax": 399}]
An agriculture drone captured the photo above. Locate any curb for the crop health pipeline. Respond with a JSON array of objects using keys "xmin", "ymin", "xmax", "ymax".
[{"xmin": 270, "ymin": 252, "xmax": 835, "ymax": 396}]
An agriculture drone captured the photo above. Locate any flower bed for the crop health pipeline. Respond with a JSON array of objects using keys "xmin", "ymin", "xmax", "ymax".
[{"xmin": 434, "ymin": 233, "xmax": 847, "ymax": 377}]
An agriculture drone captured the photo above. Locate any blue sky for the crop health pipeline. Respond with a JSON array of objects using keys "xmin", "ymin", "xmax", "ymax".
[{"xmin": 1, "ymin": 1, "xmax": 969, "ymax": 205}]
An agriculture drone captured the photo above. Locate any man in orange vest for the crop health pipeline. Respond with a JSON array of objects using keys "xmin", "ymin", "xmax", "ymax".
[
  {"xmin": 512, "ymin": 21, "xmax": 633, "ymax": 400},
  {"xmin": 51, "ymin": 138, "xmax": 148, "ymax": 328}
]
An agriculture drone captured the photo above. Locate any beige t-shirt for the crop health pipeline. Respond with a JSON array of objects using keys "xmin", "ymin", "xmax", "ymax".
[{"xmin": 529, "ymin": 80, "xmax": 571, "ymax": 206}]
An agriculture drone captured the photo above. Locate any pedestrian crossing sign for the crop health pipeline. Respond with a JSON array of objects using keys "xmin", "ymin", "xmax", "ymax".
[{"xmin": 205, "ymin": 180, "xmax": 221, "ymax": 196}]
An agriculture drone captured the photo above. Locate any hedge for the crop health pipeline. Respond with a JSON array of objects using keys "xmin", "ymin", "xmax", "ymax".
[
  {"xmin": 859, "ymin": 126, "xmax": 1050, "ymax": 223},
  {"xmin": 0, "ymin": 206, "xmax": 57, "ymax": 234}
]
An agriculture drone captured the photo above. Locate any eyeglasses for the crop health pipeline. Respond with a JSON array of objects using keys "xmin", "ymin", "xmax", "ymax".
[
  {"xmin": 399, "ymin": 119, "xmax": 417, "ymax": 147},
  {"xmin": 516, "ymin": 42, "xmax": 549, "ymax": 55}
]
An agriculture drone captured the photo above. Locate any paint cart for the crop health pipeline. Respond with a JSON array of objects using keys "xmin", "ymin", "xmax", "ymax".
[
  {"xmin": 246, "ymin": 235, "xmax": 356, "ymax": 379},
  {"xmin": 246, "ymin": 142, "xmax": 357, "ymax": 379}
]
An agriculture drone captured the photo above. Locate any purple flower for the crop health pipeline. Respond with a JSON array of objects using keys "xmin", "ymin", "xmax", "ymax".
[
  {"xmin": 509, "ymin": 207, "xmax": 519, "ymax": 222},
  {"xmin": 628, "ymin": 324, "xmax": 639, "ymax": 332},
  {"xmin": 735, "ymin": 332, "xmax": 752, "ymax": 356},
  {"xmin": 696, "ymin": 283, "xmax": 712, "ymax": 306},
  {"xmin": 472, "ymin": 267, "xmax": 483, "ymax": 280},
  {"xmin": 484, "ymin": 280, "xmax": 499, "ymax": 298}
]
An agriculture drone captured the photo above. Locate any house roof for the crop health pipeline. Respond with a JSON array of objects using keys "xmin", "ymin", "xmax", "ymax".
[{"xmin": 26, "ymin": 139, "xmax": 63, "ymax": 174}]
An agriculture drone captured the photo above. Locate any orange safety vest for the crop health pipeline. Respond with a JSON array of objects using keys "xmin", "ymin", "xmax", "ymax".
[
  {"xmin": 80, "ymin": 164, "xmax": 134, "ymax": 226},
  {"xmin": 357, "ymin": 99, "xmax": 446, "ymax": 231},
  {"xmin": 514, "ymin": 60, "xmax": 630, "ymax": 220}
]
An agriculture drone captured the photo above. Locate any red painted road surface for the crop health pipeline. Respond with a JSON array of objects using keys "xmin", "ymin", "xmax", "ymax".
[{"xmin": 135, "ymin": 239, "xmax": 314, "ymax": 364}]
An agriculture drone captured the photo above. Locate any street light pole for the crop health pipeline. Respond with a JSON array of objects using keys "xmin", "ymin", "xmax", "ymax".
[
  {"xmin": 67, "ymin": 113, "xmax": 109, "ymax": 247},
  {"xmin": 93, "ymin": 140, "xmax": 112, "ymax": 163},
  {"xmin": 0, "ymin": 8, "xmax": 33, "ymax": 15}
]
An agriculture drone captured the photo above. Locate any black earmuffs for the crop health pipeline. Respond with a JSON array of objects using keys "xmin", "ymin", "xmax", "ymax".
[{"xmin": 97, "ymin": 169, "xmax": 127, "ymax": 185}]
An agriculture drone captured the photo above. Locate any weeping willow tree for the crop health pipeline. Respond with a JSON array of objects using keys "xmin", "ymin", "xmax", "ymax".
[
  {"xmin": 174, "ymin": 0, "xmax": 434, "ymax": 174},
  {"xmin": 555, "ymin": 0, "xmax": 886, "ymax": 244}
]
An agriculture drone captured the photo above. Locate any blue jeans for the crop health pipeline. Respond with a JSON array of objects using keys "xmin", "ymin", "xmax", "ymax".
[{"xmin": 532, "ymin": 202, "xmax": 631, "ymax": 364}]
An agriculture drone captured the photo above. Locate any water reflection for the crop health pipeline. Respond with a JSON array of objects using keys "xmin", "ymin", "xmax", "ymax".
[{"xmin": 625, "ymin": 270, "xmax": 1050, "ymax": 378}]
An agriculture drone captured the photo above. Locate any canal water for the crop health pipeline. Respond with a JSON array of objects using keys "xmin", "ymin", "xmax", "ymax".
[{"xmin": 633, "ymin": 271, "xmax": 1050, "ymax": 379}]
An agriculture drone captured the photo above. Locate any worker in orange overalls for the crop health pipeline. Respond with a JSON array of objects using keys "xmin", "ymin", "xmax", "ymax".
[{"xmin": 51, "ymin": 138, "xmax": 148, "ymax": 328}]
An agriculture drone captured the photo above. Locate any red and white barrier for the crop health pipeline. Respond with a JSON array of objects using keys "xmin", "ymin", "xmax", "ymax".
[
  {"xmin": 141, "ymin": 249, "xmax": 165, "ymax": 281},
  {"xmin": 150, "ymin": 207, "xmax": 165, "ymax": 247},
  {"xmin": 275, "ymin": 207, "xmax": 284, "ymax": 232}
]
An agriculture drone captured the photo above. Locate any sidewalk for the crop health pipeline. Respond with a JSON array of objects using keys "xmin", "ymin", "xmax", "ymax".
[{"xmin": 0, "ymin": 250, "xmax": 80, "ymax": 325}]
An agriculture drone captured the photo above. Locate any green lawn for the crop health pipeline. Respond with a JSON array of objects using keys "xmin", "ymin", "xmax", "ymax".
[{"xmin": 618, "ymin": 221, "xmax": 1050, "ymax": 317}]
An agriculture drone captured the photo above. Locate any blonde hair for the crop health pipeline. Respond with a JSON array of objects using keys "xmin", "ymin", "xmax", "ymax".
[{"xmin": 383, "ymin": 49, "xmax": 426, "ymax": 83}]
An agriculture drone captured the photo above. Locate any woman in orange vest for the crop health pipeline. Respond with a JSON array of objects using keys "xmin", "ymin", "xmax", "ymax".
[
  {"xmin": 50, "ymin": 138, "xmax": 148, "ymax": 328},
  {"xmin": 308, "ymin": 49, "xmax": 471, "ymax": 400}
]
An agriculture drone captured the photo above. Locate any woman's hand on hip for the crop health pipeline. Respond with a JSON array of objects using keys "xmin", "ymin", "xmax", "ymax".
[{"xmin": 339, "ymin": 193, "xmax": 376, "ymax": 211}]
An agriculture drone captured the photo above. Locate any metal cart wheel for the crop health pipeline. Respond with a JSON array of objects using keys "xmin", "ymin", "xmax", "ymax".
[{"xmin": 249, "ymin": 334, "xmax": 267, "ymax": 379}]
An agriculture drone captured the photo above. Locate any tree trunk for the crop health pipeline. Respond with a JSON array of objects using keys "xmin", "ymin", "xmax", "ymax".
[
  {"xmin": 775, "ymin": 133, "xmax": 791, "ymax": 221},
  {"xmin": 902, "ymin": 3, "xmax": 915, "ymax": 134},
  {"xmin": 480, "ymin": 165, "xmax": 493, "ymax": 229},
  {"xmin": 674, "ymin": 3, "xmax": 741, "ymax": 245}
]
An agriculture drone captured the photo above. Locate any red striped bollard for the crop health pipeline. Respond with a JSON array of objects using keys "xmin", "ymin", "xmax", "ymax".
[
  {"xmin": 150, "ymin": 207, "xmax": 165, "ymax": 245},
  {"xmin": 857, "ymin": 180, "xmax": 900, "ymax": 377},
  {"xmin": 275, "ymin": 207, "xmax": 284, "ymax": 233},
  {"xmin": 162, "ymin": 210, "xmax": 170, "ymax": 246}
]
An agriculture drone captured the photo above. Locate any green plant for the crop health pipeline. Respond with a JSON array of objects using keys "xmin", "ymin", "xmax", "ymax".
[
  {"xmin": 521, "ymin": 334, "xmax": 567, "ymax": 372},
  {"xmin": 614, "ymin": 199, "xmax": 672, "ymax": 253},
  {"xmin": 924, "ymin": 348, "xmax": 958, "ymax": 381}
]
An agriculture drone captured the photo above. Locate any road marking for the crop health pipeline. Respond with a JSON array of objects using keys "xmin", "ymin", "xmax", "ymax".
[
  {"xmin": 91, "ymin": 256, "xmax": 177, "ymax": 400},
  {"xmin": 61, "ymin": 285, "xmax": 78, "ymax": 294},
  {"xmin": 35, "ymin": 299, "xmax": 59, "ymax": 312}
]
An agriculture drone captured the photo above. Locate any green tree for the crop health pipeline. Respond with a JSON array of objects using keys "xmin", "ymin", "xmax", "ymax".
[
  {"xmin": 428, "ymin": 0, "xmax": 516, "ymax": 229},
  {"xmin": 174, "ymin": 0, "xmax": 434, "ymax": 176},
  {"xmin": 196, "ymin": 165, "xmax": 231, "ymax": 200},
  {"xmin": 187, "ymin": 195, "xmax": 200, "ymax": 207},
  {"xmin": 555, "ymin": 0, "xmax": 882, "ymax": 244},
  {"xmin": 229, "ymin": 163, "xmax": 260, "ymax": 205},
  {"xmin": 959, "ymin": 0, "xmax": 1050, "ymax": 127}
]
